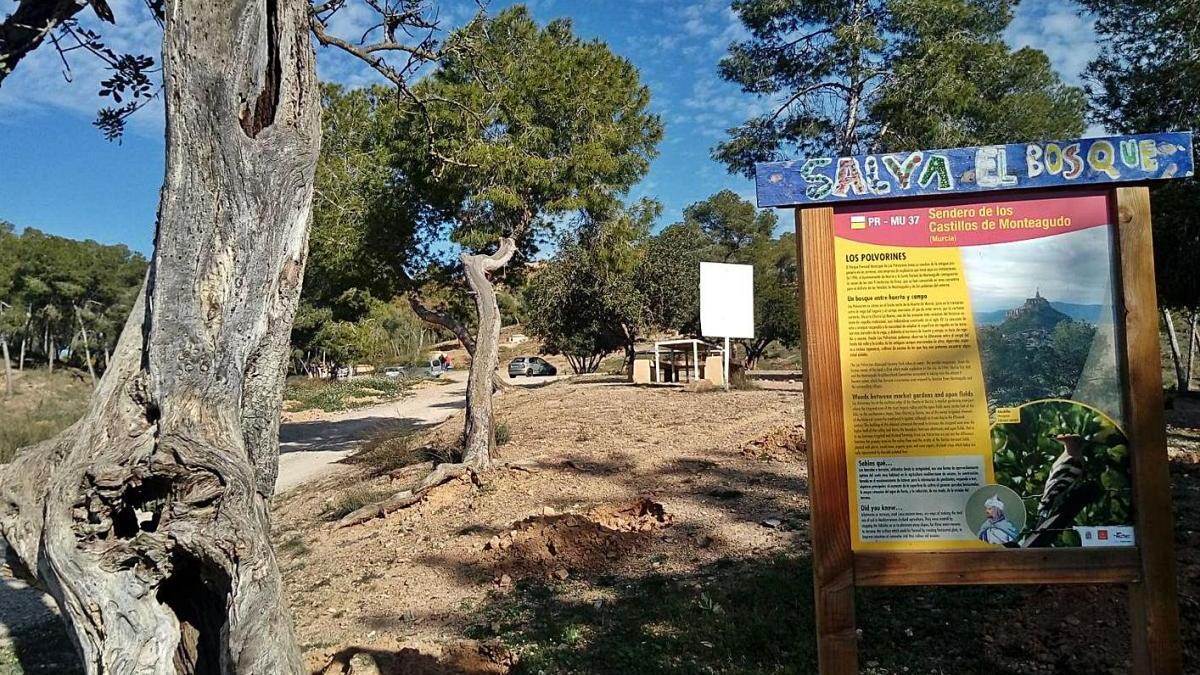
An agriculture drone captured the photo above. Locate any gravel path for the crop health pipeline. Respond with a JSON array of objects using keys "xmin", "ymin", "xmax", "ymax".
[{"xmin": 275, "ymin": 371, "xmax": 469, "ymax": 493}]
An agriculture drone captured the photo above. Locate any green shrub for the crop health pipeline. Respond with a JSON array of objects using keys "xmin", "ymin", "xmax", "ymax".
[
  {"xmin": 284, "ymin": 376, "xmax": 409, "ymax": 412},
  {"xmin": 495, "ymin": 421, "xmax": 512, "ymax": 446},
  {"xmin": 322, "ymin": 487, "xmax": 389, "ymax": 522}
]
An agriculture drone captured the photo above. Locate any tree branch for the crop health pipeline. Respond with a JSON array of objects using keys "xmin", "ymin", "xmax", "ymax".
[
  {"xmin": 407, "ymin": 291, "xmax": 475, "ymax": 356},
  {"xmin": 0, "ymin": 0, "xmax": 91, "ymax": 87}
]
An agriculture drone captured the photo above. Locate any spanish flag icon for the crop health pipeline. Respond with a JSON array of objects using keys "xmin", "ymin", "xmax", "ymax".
[{"xmin": 850, "ymin": 215, "xmax": 867, "ymax": 230}]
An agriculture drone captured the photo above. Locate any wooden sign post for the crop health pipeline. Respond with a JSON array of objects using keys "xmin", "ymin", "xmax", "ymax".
[{"xmin": 755, "ymin": 133, "xmax": 1194, "ymax": 674}]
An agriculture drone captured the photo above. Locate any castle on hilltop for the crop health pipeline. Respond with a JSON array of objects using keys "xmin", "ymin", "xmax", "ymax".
[{"xmin": 1003, "ymin": 289, "xmax": 1070, "ymax": 331}]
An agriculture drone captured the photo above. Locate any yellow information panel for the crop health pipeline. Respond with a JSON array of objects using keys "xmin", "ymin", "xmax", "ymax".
[{"xmin": 834, "ymin": 191, "xmax": 1135, "ymax": 551}]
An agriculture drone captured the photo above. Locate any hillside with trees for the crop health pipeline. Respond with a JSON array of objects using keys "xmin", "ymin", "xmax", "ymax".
[
  {"xmin": 0, "ymin": 223, "xmax": 146, "ymax": 391},
  {"xmin": 978, "ymin": 293, "xmax": 1098, "ymax": 407}
]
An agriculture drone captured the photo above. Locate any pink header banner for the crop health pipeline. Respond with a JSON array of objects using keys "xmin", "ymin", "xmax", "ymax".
[{"xmin": 833, "ymin": 190, "xmax": 1110, "ymax": 248}]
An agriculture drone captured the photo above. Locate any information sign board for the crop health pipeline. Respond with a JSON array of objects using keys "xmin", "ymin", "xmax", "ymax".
[
  {"xmin": 834, "ymin": 190, "xmax": 1130, "ymax": 551},
  {"xmin": 757, "ymin": 132, "xmax": 1190, "ymax": 675}
]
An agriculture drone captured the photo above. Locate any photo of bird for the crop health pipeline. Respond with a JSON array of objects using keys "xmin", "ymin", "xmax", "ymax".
[{"xmin": 1019, "ymin": 433, "xmax": 1102, "ymax": 548}]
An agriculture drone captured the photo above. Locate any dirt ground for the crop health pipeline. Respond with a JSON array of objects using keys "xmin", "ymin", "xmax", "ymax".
[
  {"xmin": 271, "ymin": 379, "xmax": 1200, "ymax": 675},
  {"xmin": 7, "ymin": 376, "xmax": 1200, "ymax": 673},
  {"xmin": 273, "ymin": 380, "xmax": 810, "ymax": 672}
]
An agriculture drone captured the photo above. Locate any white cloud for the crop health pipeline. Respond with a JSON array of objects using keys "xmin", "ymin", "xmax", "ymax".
[
  {"xmin": 0, "ymin": 0, "xmax": 165, "ymax": 136},
  {"xmin": 1005, "ymin": 3, "xmax": 1099, "ymax": 88},
  {"xmin": 962, "ymin": 225, "xmax": 1116, "ymax": 312}
]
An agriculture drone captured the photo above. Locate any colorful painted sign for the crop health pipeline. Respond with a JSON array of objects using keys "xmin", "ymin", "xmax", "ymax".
[{"xmin": 755, "ymin": 132, "xmax": 1194, "ymax": 207}]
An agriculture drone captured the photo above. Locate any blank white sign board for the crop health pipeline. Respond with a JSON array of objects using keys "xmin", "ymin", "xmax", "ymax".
[{"xmin": 700, "ymin": 262, "xmax": 754, "ymax": 338}]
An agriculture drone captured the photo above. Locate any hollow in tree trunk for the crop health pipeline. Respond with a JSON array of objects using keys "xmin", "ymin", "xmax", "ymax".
[{"xmin": 0, "ymin": 1, "xmax": 319, "ymax": 672}]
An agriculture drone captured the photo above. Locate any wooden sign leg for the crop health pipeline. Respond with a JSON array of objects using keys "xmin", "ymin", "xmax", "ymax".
[
  {"xmin": 1114, "ymin": 187, "xmax": 1182, "ymax": 675},
  {"xmin": 797, "ymin": 207, "xmax": 858, "ymax": 674}
]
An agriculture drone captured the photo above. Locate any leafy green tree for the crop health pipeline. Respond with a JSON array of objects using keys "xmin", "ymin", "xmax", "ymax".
[
  {"xmin": 634, "ymin": 221, "xmax": 707, "ymax": 336},
  {"xmin": 683, "ymin": 189, "xmax": 776, "ymax": 261},
  {"xmin": 306, "ymin": 83, "xmax": 426, "ymax": 312},
  {"xmin": 524, "ymin": 243, "xmax": 626, "ymax": 374},
  {"xmin": 1078, "ymin": 0, "xmax": 1199, "ymax": 311},
  {"xmin": 525, "ymin": 201, "xmax": 657, "ymax": 373},
  {"xmin": 392, "ymin": 7, "xmax": 662, "ymax": 468},
  {"xmin": 740, "ymin": 233, "xmax": 801, "ymax": 369},
  {"xmin": 635, "ymin": 192, "xmax": 798, "ymax": 369},
  {"xmin": 0, "ymin": 225, "xmax": 146, "ymax": 374},
  {"xmin": 715, "ymin": 0, "xmax": 1086, "ymax": 175}
]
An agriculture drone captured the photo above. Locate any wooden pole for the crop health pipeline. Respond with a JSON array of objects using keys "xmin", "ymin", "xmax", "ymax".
[
  {"xmin": 723, "ymin": 337, "xmax": 730, "ymax": 390},
  {"xmin": 1185, "ymin": 312, "xmax": 1198, "ymax": 392},
  {"xmin": 1113, "ymin": 187, "xmax": 1183, "ymax": 675},
  {"xmin": 693, "ymin": 341, "xmax": 699, "ymax": 383},
  {"xmin": 797, "ymin": 206, "xmax": 857, "ymax": 675}
]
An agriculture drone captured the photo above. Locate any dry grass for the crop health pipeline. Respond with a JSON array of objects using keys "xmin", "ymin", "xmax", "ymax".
[{"xmin": 0, "ymin": 369, "xmax": 92, "ymax": 463}]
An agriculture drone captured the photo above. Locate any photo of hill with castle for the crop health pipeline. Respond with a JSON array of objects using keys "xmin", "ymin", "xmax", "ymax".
[{"xmin": 976, "ymin": 290, "xmax": 1118, "ymax": 411}]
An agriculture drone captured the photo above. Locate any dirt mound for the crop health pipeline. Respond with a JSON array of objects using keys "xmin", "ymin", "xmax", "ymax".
[
  {"xmin": 740, "ymin": 424, "xmax": 806, "ymax": 461},
  {"xmin": 484, "ymin": 498, "xmax": 671, "ymax": 579},
  {"xmin": 316, "ymin": 641, "xmax": 513, "ymax": 675}
]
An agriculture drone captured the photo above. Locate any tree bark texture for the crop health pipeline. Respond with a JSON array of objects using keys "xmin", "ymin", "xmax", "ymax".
[
  {"xmin": 1164, "ymin": 308, "xmax": 1187, "ymax": 392},
  {"xmin": 460, "ymin": 238, "xmax": 518, "ymax": 470},
  {"xmin": 0, "ymin": 1, "xmax": 319, "ymax": 672},
  {"xmin": 1, "ymin": 336, "xmax": 11, "ymax": 398},
  {"xmin": 1186, "ymin": 311, "xmax": 1198, "ymax": 392}
]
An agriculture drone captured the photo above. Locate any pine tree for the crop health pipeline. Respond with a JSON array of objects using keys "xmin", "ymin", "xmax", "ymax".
[{"xmin": 715, "ymin": 0, "xmax": 1086, "ymax": 176}]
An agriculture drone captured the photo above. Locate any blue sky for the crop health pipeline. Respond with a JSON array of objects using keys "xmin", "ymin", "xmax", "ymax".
[{"xmin": 0, "ymin": 0, "xmax": 1100, "ymax": 255}]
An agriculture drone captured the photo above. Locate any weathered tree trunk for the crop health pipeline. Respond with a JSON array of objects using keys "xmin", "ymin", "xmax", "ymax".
[
  {"xmin": 48, "ymin": 336, "xmax": 54, "ymax": 373},
  {"xmin": 1186, "ymin": 310, "xmax": 1198, "ymax": 392},
  {"xmin": 460, "ymin": 238, "xmax": 518, "ymax": 470},
  {"xmin": 18, "ymin": 307, "xmax": 29, "ymax": 371},
  {"xmin": 1164, "ymin": 308, "xmax": 1187, "ymax": 392},
  {"xmin": 0, "ymin": 1, "xmax": 319, "ymax": 672},
  {"xmin": 1, "ymin": 336, "xmax": 11, "ymax": 398},
  {"xmin": 739, "ymin": 337, "xmax": 769, "ymax": 371},
  {"xmin": 620, "ymin": 322, "xmax": 637, "ymax": 373},
  {"xmin": 74, "ymin": 304, "xmax": 97, "ymax": 387}
]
